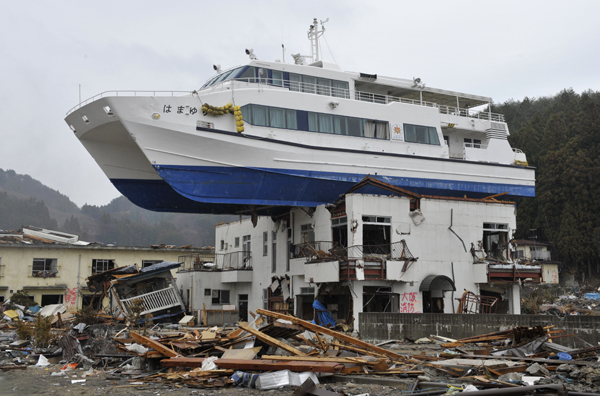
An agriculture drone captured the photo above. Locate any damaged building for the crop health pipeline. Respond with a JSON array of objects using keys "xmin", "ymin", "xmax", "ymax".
[{"xmin": 178, "ymin": 178, "xmax": 554, "ymax": 329}]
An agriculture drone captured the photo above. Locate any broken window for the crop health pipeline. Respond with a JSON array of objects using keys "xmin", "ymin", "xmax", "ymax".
[
  {"xmin": 362, "ymin": 216, "xmax": 391, "ymax": 255},
  {"xmin": 271, "ymin": 231, "xmax": 277, "ymax": 273},
  {"xmin": 141, "ymin": 260, "xmax": 162, "ymax": 268},
  {"xmin": 262, "ymin": 289, "xmax": 269, "ymax": 309},
  {"xmin": 331, "ymin": 216, "xmax": 348, "ymax": 249},
  {"xmin": 32, "ymin": 258, "xmax": 58, "ymax": 277},
  {"xmin": 81, "ymin": 294, "xmax": 101, "ymax": 310},
  {"xmin": 41, "ymin": 294, "xmax": 63, "ymax": 306},
  {"xmin": 363, "ymin": 286, "xmax": 399, "ymax": 313},
  {"xmin": 286, "ymin": 227, "xmax": 291, "ymax": 272},
  {"xmin": 263, "ymin": 232, "xmax": 268, "ymax": 256},
  {"xmin": 482, "ymin": 223, "xmax": 509, "ymax": 260},
  {"xmin": 211, "ymin": 290, "xmax": 230, "ymax": 304},
  {"xmin": 92, "ymin": 259, "xmax": 115, "ymax": 274},
  {"xmin": 242, "ymin": 235, "xmax": 251, "ymax": 260},
  {"xmin": 300, "ymin": 224, "xmax": 315, "ymax": 244}
]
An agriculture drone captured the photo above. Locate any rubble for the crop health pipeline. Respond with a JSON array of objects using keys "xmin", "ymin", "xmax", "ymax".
[{"xmin": 2, "ymin": 299, "xmax": 600, "ymax": 395}]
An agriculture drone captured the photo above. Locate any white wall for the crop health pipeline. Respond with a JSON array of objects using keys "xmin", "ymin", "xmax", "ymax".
[{"xmin": 185, "ymin": 194, "xmax": 519, "ymax": 328}]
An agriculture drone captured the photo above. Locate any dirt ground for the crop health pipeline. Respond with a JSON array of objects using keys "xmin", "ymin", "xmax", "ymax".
[{"xmin": 0, "ymin": 366, "xmax": 399, "ymax": 396}]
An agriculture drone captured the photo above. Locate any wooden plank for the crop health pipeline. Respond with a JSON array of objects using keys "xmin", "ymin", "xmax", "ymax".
[
  {"xmin": 238, "ymin": 322, "xmax": 307, "ymax": 356},
  {"xmin": 221, "ymin": 346, "xmax": 262, "ymax": 360},
  {"xmin": 256, "ymin": 309, "xmax": 403, "ymax": 360},
  {"xmin": 161, "ymin": 358, "xmax": 344, "ymax": 373},
  {"xmin": 130, "ymin": 331, "xmax": 180, "ymax": 358},
  {"xmin": 261, "ymin": 355, "xmax": 369, "ymax": 364}
]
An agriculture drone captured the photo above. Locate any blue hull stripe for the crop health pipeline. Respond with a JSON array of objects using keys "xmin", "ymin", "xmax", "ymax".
[{"xmin": 153, "ymin": 165, "xmax": 535, "ymax": 207}]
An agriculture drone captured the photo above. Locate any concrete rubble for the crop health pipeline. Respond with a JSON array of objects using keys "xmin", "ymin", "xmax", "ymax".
[{"xmin": 2, "ymin": 299, "xmax": 600, "ymax": 395}]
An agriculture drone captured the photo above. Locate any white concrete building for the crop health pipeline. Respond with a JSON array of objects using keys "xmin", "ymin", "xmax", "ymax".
[{"xmin": 177, "ymin": 179, "xmax": 543, "ymax": 329}]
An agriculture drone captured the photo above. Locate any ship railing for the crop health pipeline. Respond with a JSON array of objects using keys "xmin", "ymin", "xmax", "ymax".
[
  {"xmin": 227, "ymin": 78, "xmax": 504, "ymax": 122},
  {"xmin": 438, "ymin": 104, "xmax": 505, "ymax": 122},
  {"xmin": 66, "ymin": 90, "xmax": 195, "ymax": 115}
]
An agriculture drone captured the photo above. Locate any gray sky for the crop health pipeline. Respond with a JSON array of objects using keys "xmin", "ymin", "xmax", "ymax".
[{"xmin": 1, "ymin": 0, "xmax": 599, "ymax": 208}]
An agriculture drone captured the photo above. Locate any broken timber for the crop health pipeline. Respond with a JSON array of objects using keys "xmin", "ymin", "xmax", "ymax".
[
  {"xmin": 130, "ymin": 331, "xmax": 181, "ymax": 358},
  {"xmin": 238, "ymin": 322, "xmax": 307, "ymax": 356},
  {"xmin": 256, "ymin": 309, "xmax": 403, "ymax": 360},
  {"xmin": 160, "ymin": 358, "xmax": 344, "ymax": 373}
]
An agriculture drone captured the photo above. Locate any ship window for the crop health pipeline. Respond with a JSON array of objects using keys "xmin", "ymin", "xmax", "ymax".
[
  {"xmin": 237, "ymin": 66, "xmax": 256, "ymax": 82},
  {"xmin": 333, "ymin": 116, "xmax": 348, "ymax": 135},
  {"xmin": 289, "ymin": 73, "xmax": 302, "ymax": 91},
  {"xmin": 269, "ymin": 107, "xmax": 286, "ymax": 128},
  {"xmin": 302, "ymin": 76, "xmax": 317, "ymax": 93},
  {"xmin": 286, "ymin": 109, "xmax": 297, "ymax": 129},
  {"xmin": 317, "ymin": 78, "xmax": 332, "ymax": 96},
  {"xmin": 347, "ymin": 117, "xmax": 363, "ymax": 137},
  {"xmin": 272, "ymin": 70, "xmax": 283, "ymax": 87},
  {"xmin": 332, "ymin": 80, "xmax": 349, "ymax": 98},
  {"xmin": 241, "ymin": 104, "xmax": 387, "ymax": 140},
  {"xmin": 308, "ymin": 113, "xmax": 318, "ymax": 132},
  {"xmin": 365, "ymin": 121, "xmax": 389, "ymax": 139},
  {"xmin": 251, "ymin": 105, "xmax": 268, "ymax": 126},
  {"xmin": 404, "ymin": 124, "xmax": 440, "ymax": 145}
]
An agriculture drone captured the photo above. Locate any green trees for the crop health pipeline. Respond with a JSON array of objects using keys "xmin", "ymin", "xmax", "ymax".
[{"xmin": 495, "ymin": 89, "xmax": 600, "ymax": 278}]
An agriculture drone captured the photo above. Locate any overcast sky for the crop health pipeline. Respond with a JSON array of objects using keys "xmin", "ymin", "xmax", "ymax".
[{"xmin": 1, "ymin": 0, "xmax": 599, "ymax": 208}]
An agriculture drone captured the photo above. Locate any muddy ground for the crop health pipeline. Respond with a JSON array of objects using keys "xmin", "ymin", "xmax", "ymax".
[{"xmin": 0, "ymin": 366, "xmax": 401, "ymax": 396}]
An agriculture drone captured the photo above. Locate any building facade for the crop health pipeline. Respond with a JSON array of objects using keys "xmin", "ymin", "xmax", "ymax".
[
  {"xmin": 178, "ymin": 182, "xmax": 546, "ymax": 329},
  {"xmin": 0, "ymin": 229, "xmax": 213, "ymax": 311}
]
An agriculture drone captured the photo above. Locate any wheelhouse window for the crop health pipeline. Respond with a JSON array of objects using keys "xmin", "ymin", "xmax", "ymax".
[
  {"xmin": 92, "ymin": 259, "xmax": 115, "ymax": 274},
  {"xmin": 404, "ymin": 124, "xmax": 440, "ymax": 145}
]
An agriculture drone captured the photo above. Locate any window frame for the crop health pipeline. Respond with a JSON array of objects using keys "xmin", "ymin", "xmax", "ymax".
[
  {"xmin": 91, "ymin": 259, "xmax": 115, "ymax": 274},
  {"xmin": 404, "ymin": 123, "xmax": 440, "ymax": 145}
]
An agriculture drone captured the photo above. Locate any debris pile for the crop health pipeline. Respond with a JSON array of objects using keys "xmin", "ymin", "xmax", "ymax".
[{"xmin": 2, "ymin": 304, "xmax": 600, "ymax": 394}]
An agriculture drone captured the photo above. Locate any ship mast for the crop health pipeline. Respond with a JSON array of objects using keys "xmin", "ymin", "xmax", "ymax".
[{"xmin": 307, "ymin": 18, "xmax": 328, "ymax": 63}]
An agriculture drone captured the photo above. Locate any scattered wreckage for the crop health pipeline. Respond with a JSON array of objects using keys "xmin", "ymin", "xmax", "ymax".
[
  {"xmin": 1, "ymin": 263, "xmax": 600, "ymax": 394},
  {"xmin": 2, "ymin": 299, "xmax": 600, "ymax": 395}
]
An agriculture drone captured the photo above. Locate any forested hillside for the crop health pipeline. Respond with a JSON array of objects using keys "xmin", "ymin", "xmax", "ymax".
[
  {"xmin": 0, "ymin": 168, "xmax": 237, "ymax": 246},
  {"xmin": 493, "ymin": 89, "xmax": 600, "ymax": 279}
]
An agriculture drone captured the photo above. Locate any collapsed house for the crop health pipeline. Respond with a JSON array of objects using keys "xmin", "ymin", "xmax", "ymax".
[
  {"xmin": 177, "ymin": 177, "xmax": 553, "ymax": 329},
  {"xmin": 86, "ymin": 261, "xmax": 186, "ymax": 322}
]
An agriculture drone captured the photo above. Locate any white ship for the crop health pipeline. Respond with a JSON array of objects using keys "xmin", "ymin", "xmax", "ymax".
[{"xmin": 65, "ymin": 18, "xmax": 534, "ymax": 214}]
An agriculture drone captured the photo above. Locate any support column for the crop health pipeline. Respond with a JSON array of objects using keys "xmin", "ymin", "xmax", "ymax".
[
  {"xmin": 507, "ymin": 283, "xmax": 521, "ymax": 314},
  {"xmin": 351, "ymin": 282, "xmax": 363, "ymax": 331}
]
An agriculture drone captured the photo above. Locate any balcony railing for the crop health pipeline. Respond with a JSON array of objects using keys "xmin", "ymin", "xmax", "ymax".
[
  {"xmin": 178, "ymin": 251, "xmax": 251, "ymax": 271},
  {"xmin": 120, "ymin": 286, "xmax": 181, "ymax": 316},
  {"xmin": 296, "ymin": 240, "xmax": 415, "ymax": 263},
  {"xmin": 215, "ymin": 251, "xmax": 252, "ymax": 270}
]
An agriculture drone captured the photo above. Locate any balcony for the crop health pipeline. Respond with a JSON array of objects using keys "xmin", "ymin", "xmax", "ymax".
[
  {"xmin": 294, "ymin": 240, "xmax": 415, "ymax": 263},
  {"xmin": 340, "ymin": 260, "xmax": 386, "ymax": 281},
  {"xmin": 120, "ymin": 286, "xmax": 181, "ymax": 316},
  {"xmin": 178, "ymin": 251, "xmax": 252, "ymax": 271},
  {"xmin": 298, "ymin": 241, "xmax": 416, "ymax": 282},
  {"xmin": 488, "ymin": 264, "xmax": 542, "ymax": 284}
]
